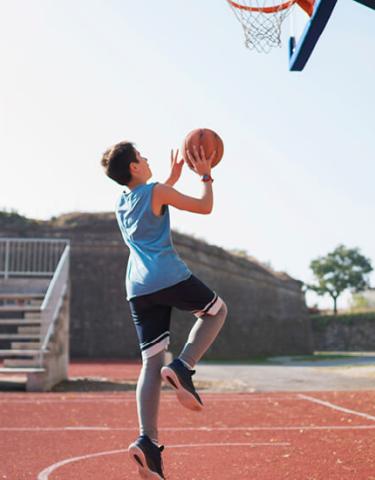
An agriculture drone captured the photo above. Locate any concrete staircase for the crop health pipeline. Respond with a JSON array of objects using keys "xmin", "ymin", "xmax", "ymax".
[
  {"xmin": 0, "ymin": 239, "xmax": 70, "ymax": 391},
  {"xmin": 0, "ymin": 289, "xmax": 70, "ymax": 390},
  {"xmin": 0, "ymin": 292, "xmax": 46, "ymax": 376}
]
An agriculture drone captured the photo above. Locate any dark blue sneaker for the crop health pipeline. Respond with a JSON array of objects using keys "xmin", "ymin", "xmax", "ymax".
[
  {"xmin": 128, "ymin": 435, "xmax": 165, "ymax": 479},
  {"xmin": 161, "ymin": 358, "xmax": 203, "ymax": 411}
]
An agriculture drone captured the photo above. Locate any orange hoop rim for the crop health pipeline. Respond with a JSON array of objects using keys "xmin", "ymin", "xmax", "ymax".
[{"xmin": 227, "ymin": 0, "xmax": 297, "ymax": 14}]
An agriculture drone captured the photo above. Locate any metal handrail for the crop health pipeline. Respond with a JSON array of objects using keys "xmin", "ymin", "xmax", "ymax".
[{"xmin": 39, "ymin": 244, "xmax": 70, "ymax": 366}]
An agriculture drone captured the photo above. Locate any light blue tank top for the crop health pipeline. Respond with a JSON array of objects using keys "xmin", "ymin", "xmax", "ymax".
[{"xmin": 116, "ymin": 182, "xmax": 192, "ymax": 300}]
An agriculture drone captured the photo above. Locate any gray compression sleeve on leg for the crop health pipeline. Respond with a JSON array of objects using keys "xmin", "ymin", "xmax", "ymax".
[
  {"xmin": 179, "ymin": 303, "xmax": 227, "ymax": 369},
  {"xmin": 136, "ymin": 350, "xmax": 165, "ymax": 443}
]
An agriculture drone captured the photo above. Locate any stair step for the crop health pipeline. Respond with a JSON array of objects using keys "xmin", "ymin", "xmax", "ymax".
[
  {"xmin": 17, "ymin": 326, "xmax": 41, "ymax": 334},
  {"xmin": 3, "ymin": 359, "xmax": 41, "ymax": 368},
  {"xmin": 0, "ymin": 334, "xmax": 41, "ymax": 340},
  {"xmin": 11, "ymin": 342, "xmax": 41, "ymax": 350},
  {"xmin": 0, "ymin": 306, "xmax": 41, "ymax": 313},
  {"xmin": 0, "ymin": 293, "xmax": 44, "ymax": 300},
  {"xmin": 0, "ymin": 319, "xmax": 42, "ymax": 326},
  {"xmin": 0, "ymin": 367, "xmax": 45, "ymax": 373},
  {"xmin": 25, "ymin": 313, "xmax": 42, "ymax": 320},
  {"xmin": 0, "ymin": 349, "xmax": 41, "ymax": 357}
]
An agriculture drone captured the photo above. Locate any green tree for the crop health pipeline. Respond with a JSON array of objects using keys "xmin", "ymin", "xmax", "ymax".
[
  {"xmin": 308, "ymin": 245, "xmax": 373, "ymax": 315},
  {"xmin": 350, "ymin": 293, "xmax": 370, "ymax": 312}
]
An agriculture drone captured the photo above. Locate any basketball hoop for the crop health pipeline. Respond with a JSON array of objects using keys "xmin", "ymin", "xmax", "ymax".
[{"xmin": 227, "ymin": 0, "xmax": 315, "ymax": 53}]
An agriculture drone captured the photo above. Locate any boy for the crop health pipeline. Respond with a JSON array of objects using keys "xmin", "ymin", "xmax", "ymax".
[{"xmin": 101, "ymin": 141, "xmax": 227, "ymax": 479}]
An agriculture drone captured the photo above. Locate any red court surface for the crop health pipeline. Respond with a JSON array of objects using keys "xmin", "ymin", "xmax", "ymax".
[
  {"xmin": 68, "ymin": 359, "xmax": 141, "ymax": 382},
  {"xmin": 1, "ymin": 388, "xmax": 375, "ymax": 479}
]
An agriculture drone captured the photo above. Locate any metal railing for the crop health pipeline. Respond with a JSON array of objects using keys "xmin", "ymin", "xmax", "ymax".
[{"xmin": 0, "ymin": 238, "xmax": 68, "ymax": 278}]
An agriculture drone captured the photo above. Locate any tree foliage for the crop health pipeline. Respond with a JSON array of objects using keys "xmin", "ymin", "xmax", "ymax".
[{"xmin": 308, "ymin": 244, "xmax": 373, "ymax": 314}]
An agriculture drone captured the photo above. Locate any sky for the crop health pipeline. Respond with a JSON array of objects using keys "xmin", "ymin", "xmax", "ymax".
[{"xmin": 1, "ymin": 0, "xmax": 374, "ymax": 310}]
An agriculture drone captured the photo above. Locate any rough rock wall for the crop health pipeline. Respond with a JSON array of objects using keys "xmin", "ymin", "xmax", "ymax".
[
  {"xmin": 1, "ymin": 212, "xmax": 313, "ymax": 359},
  {"xmin": 312, "ymin": 317, "xmax": 375, "ymax": 351}
]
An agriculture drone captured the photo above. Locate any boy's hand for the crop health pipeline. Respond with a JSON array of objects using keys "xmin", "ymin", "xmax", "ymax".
[
  {"xmin": 164, "ymin": 149, "xmax": 184, "ymax": 187},
  {"xmin": 186, "ymin": 146, "xmax": 216, "ymax": 176}
]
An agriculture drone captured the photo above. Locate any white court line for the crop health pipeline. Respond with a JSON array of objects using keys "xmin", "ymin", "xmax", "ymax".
[
  {"xmin": 2, "ymin": 425, "xmax": 375, "ymax": 432},
  {"xmin": 0, "ymin": 395, "xmax": 302, "ymax": 404},
  {"xmin": 37, "ymin": 443, "xmax": 290, "ymax": 480},
  {"xmin": 299, "ymin": 394, "xmax": 375, "ymax": 422}
]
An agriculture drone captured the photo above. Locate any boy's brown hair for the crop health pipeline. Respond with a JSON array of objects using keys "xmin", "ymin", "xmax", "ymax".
[{"xmin": 101, "ymin": 141, "xmax": 138, "ymax": 185}]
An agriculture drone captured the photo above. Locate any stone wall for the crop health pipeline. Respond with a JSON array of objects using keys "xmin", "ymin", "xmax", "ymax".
[
  {"xmin": 312, "ymin": 315, "xmax": 375, "ymax": 351},
  {"xmin": 1, "ymin": 212, "xmax": 313, "ymax": 359}
]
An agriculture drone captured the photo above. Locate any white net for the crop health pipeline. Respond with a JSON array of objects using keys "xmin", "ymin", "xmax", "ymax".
[{"xmin": 227, "ymin": 0, "xmax": 297, "ymax": 53}]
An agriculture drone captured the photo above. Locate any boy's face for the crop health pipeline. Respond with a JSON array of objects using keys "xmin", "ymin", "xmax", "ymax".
[{"xmin": 132, "ymin": 149, "xmax": 152, "ymax": 181}]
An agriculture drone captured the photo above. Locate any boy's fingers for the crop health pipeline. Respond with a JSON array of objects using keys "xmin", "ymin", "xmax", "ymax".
[
  {"xmin": 185, "ymin": 150, "xmax": 194, "ymax": 169},
  {"xmin": 174, "ymin": 148, "xmax": 179, "ymax": 163},
  {"xmin": 208, "ymin": 149, "xmax": 217, "ymax": 163},
  {"xmin": 187, "ymin": 149, "xmax": 196, "ymax": 163},
  {"xmin": 200, "ymin": 145, "xmax": 207, "ymax": 161},
  {"xmin": 192, "ymin": 145, "xmax": 201, "ymax": 162}
]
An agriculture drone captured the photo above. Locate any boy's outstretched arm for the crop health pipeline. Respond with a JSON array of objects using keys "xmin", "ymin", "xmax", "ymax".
[
  {"xmin": 155, "ymin": 146, "xmax": 215, "ymax": 215},
  {"xmin": 155, "ymin": 182, "xmax": 213, "ymax": 215}
]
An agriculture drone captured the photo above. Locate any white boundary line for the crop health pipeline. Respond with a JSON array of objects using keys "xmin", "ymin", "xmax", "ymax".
[
  {"xmin": 0, "ymin": 395, "xmax": 303, "ymax": 404},
  {"xmin": 37, "ymin": 443, "xmax": 291, "ymax": 480},
  {"xmin": 299, "ymin": 394, "xmax": 375, "ymax": 422},
  {"xmin": 1, "ymin": 425, "xmax": 375, "ymax": 432}
]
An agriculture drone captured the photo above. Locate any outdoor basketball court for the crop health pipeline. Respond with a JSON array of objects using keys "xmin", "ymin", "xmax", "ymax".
[
  {"xmin": 1, "ymin": 388, "xmax": 375, "ymax": 479},
  {"xmin": 1, "ymin": 1, "xmax": 375, "ymax": 478}
]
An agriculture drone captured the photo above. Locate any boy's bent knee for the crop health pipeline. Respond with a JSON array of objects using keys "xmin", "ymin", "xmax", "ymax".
[{"xmin": 215, "ymin": 301, "xmax": 228, "ymax": 328}]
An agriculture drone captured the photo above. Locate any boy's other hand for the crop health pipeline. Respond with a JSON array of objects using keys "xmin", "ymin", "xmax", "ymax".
[
  {"xmin": 164, "ymin": 149, "xmax": 184, "ymax": 187},
  {"xmin": 186, "ymin": 146, "xmax": 215, "ymax": 176}
]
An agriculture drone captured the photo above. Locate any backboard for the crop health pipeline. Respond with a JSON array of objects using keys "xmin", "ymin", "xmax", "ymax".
[{"xmin": 353, "ymin": 0, "xmax": 375, "ymax": 8}]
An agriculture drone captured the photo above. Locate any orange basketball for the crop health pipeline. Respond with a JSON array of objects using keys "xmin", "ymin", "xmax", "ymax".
[{"xmin": 182, "ymin": 128, "xmax": 224, "ymax": 168}]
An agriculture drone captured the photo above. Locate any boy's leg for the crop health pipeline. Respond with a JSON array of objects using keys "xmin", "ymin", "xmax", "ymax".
[
  {"xmin": 152, "ymin": 274, "xmax": 227, "ymax": 368},
  {"xmin": 178, "ymin": 302, "xmax": 227, "ymax": 369},
  {"xmin": 136, "ymin": 349, "xmax": 165, "ymax": 444},
  {"xmin": 158, "ymin": 275, "xmax": 227, "ymax": 410},
  {"xmin": 160, "ymin": 303, "xmax": 227, "ymax": 411},
  {"xmin": 129, "ymin": 297, "xmax": 171, "ymax": 445}
]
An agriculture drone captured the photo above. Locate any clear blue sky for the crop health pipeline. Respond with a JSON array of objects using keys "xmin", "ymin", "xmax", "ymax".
[{"xmin": 1, "ymin": 0, "xmax": 374, "ymax": 309}]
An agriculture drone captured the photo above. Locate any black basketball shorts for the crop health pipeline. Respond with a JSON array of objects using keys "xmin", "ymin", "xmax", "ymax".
[{"xmin": 128, "ymin": 274, "xmax": 224, "ymax": 360}]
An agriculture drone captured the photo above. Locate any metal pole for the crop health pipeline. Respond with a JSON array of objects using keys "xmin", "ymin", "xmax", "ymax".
[{"xmin": 4, "ymin": 240, "xmax": 10, "ymax": 279}]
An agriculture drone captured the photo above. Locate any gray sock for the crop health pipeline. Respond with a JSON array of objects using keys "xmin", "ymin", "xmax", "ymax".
[
  {"xmin": 136, "ymin": 350, "xmax": 165, "ymax": 442},
  {"xmin": 179, "ymin": 302, "xmax": 227, "ymax": 368}
]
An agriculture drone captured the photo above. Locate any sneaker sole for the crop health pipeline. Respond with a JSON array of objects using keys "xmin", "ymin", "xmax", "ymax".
[
  {"xmin": 128, "ymin": 444, "xmax": 164, "ymax": 480},
  {"xmin": 161, "ymin": 366, "xmax": 203, "ymax": 412}
]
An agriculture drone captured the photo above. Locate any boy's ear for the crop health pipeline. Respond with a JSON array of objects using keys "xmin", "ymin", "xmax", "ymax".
[{"xmin": 129, "ymin": 162, "xmax": 139, "ymax": 174}]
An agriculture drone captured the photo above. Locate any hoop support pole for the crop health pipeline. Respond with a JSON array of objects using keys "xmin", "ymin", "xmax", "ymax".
[{"xmin": 289, "ymin": 0, "xmax": 338, "ymax": 71}]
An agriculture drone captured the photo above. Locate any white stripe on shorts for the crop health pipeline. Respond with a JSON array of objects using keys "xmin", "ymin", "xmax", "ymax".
[
  {"xmin": 193, "ymin": 294, "xmax": 224, "ymax": 318},
  {"xmin": 140, "ymin": 331, "xmax": 170, "ymax": 349},
  {"xmin": 141, "ymin": 335, "xmax": 170, "ymax": 360}
]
